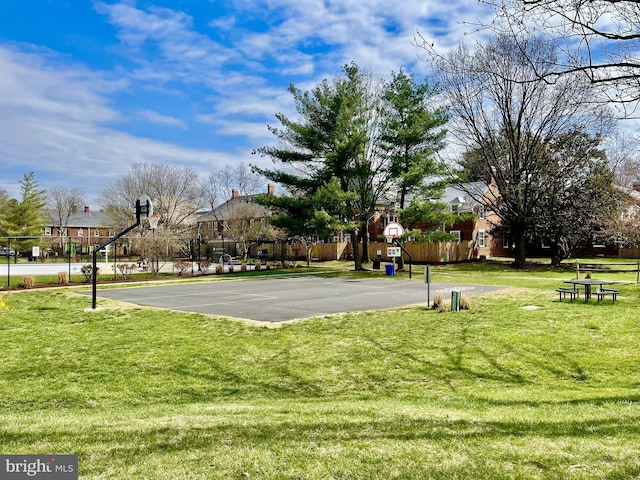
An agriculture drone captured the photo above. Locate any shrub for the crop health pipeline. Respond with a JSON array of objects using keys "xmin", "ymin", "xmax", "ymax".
[
  {"xmin": 432, "ymin": 293, "xmax": 443, "ymax": 310},
  {"xmin": 57, "ymin": 272, "xmax": 68, "ymax": 285},
  {"xmin": 174, "ymin": 261, "xmax": 190, "ymax": 276},
  {"xmin": 460, "ymin": 295, "xmax": 470, "ymax": 310},
  {"xmin": 23, "ymin": 275, "xmax": 35, "ymax": 289},
  {"xmin": 80, "ymin": 265, "xmax": 100, "ymax": 283},
  {"xmin": 117, "ymin": 263, "xmax": 136, "ymax": 280},
  {"xmin": 199, "ymin": 261, "xmax": 211, "ymax": 274}
]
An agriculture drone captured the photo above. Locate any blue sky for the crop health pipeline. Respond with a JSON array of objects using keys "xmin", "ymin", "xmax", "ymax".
[{"xmin": 0, "ymin": 0, "xmax": 495, "ymax": 205}]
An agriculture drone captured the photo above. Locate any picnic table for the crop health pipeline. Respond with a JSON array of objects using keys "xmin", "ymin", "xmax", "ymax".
[{"xmin": 562, "ymin": 279, "xmax": 620, "ymax": 303}]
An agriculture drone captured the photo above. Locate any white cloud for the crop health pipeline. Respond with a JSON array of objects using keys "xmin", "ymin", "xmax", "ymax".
[
  {"xmin": 137, "ymin": 109, "xmax": 188, "ymax": 129},
  {"xmin": 0, "ymin": 44, "xmax": 246, "ymax": 202},
  {"xmin": 0, "ymin": 0, "xmax": 500, "ymax": 202}
]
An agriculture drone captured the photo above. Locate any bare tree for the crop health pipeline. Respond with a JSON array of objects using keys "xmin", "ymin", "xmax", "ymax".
[
  {"xmin": 46, "ymin": 186, "xmax": 85, "ymax": 248},
  {"xmin": 202, "ymin": 162, "xmax": 264, "ymax": 211},
  {"xmin": 101, "ymin": 163, "xmax": 202, "ymax": 230},
  {"xmin": 605, "ymin": 132, "xmax": 640, "ymax": 188},
  {"xmin": 480, "ymin": 0, "xmax": 640, "ymax": 115},
  {"xmin": 423, "ymin": 34, "xmax": 613, "ymax": 268},
  {"xmin": 101, "ymin": 163, "xmax": 202, "ymax": 268}
]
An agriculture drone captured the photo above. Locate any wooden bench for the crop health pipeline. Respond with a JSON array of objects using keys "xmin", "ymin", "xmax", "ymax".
[
  {"xmin": 595, "ymin": 288, "xmax": 620, "ymax": 303},
  {"xmin": 557, "ymin": 287, "xmax": 579, "ymax": 302}
]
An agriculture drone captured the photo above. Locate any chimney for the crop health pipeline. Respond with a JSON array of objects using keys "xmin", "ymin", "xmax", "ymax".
[
  {"xmin": 84, "ymin": 205, "xmax": 90, "ymax": 213},
  {"xmin": 267, "ymin": 184, "xmax": 275, "ymax": 195},
  {"xmin": 232, "ymin": 189, "xmax": 240, "ymax": 199},
  {"xmin": 633, "ymin": 182, "xmax": 640, "ymax": 192},
  {"xmin": 71, "ymin": 204, "xmax": 78, "ymax": 214}
]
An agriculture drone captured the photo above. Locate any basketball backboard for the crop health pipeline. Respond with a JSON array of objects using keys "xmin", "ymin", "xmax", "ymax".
[{"xmin": 383, "ymin": 222, "xmax": 404, "ymax": 242}]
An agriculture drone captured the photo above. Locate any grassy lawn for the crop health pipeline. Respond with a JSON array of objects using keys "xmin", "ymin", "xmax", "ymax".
[{"xmin": 1, "ymin": 261, "xmax": 640, "ymax": 479}]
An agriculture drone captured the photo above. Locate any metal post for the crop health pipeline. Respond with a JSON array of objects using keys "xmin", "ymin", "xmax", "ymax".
[
  {"xmin": 425, "ymin": 265, "xmax": 432, "ymax": 307},
  {"xmin": 5, "ymin": 238, "xmax": 10, "ymax": 288}
]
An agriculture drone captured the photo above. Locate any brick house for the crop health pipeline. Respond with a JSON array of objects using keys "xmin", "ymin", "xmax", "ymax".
[
  {"xmin": 369, "ymin": 181, "xmax": 508, "ymax": 260},
  {"xmin": 43, "ymin": 205, "xmax": 116, "ymax": 258},
  {"xmin": 440, "ymin": 181, "xmax": 508, "ymax": 258},
  {"xmin": 197, "ymin": 184, "xmax": 276, "ymax": 240}
]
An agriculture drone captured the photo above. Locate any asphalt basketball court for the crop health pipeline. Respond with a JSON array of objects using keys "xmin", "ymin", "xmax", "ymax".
[{"xmin": 87, "ymin": 274, "xmax": 502, "ymax": 323}]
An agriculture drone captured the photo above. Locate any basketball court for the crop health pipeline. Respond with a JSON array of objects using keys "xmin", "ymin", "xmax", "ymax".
[{"xmin": 87, "ymin": 274, "xmax": 502, "ymax": 323}]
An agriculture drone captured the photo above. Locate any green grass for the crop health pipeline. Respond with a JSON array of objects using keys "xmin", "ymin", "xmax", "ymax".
[{"xmin": 1, "ymin": 263, "xmax": 640, "ymax": 479}]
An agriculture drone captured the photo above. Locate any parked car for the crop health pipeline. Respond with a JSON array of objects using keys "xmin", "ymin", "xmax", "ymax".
[{"xmin": 0, "ymin": 247, "xmax": 16, "ymax": 256}]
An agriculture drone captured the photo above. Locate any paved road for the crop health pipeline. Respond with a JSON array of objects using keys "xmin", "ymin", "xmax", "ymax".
[{"xmin": 87, "ymin": 274, "xmax": 503, "ymax": 323}]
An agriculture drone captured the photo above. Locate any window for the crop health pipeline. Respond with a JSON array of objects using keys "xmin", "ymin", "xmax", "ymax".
[
  {"xmin": 451, "ymin": 204, "xmax": 460, "ymax": 215},
  {"xmin": 477, "ymin": 230, "xmax": 486, "ymax": 248},
  {"xmin": 450, "ymin": 230, "xmax": 462, "ymax": 242},
  {"xmin": 477, "ymin": 204, "xmax": 485, "ymax": 219},
  {"xmin": 502, "ymin": 235, "xmax": 510, "ymax": 249},
  {"xmin": 77, "ymin": 228, "xmax": 83, "ymax": 237},
  {"xmin": 44, "ymin": 227, "xmax": 52, "ymax": 236},
  {"xmin": 94, "ymin": 229, "xmax": 100, "ymax": 237},
  {"xmin": 62, "ymin": 228, "xmax": 68, "ymax": 236}
]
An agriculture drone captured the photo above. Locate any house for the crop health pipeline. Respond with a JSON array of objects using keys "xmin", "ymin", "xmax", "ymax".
[
  {"xmin": 440, "ymin": 181, "xmax": 507, "ymax": 258},
  {"xmin": 369, "ymin": 180, "xmax": 507, "ymax": 260},
  {"xmin": 197, "ymin": 184, "xmax": 276, "ymax": 240},
  {"xmin": 43, "ymin": 205, "xmax": 117, "ymax": 259}
]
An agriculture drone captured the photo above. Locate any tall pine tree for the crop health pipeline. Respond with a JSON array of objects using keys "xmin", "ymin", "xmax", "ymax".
[{"xmin": 0, "ymin": 172, "xmax": 47, "ymax": 255}]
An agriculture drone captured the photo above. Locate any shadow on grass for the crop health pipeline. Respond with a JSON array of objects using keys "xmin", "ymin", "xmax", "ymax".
[{"xmin": 5, "ymin": 409, "xmax": 640, "ymax": 451}]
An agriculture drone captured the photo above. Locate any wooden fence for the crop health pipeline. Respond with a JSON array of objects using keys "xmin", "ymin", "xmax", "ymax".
[
  {"xmin": 368, "ymin": 241, "xmax": 476, "ymax": 263},
  {"xmin": 619, "ymin": 248, "xmax": 640, "ymax": 259},
  {"xmin": 310, "ymin": 241, "xmax": 476, "ymax": 263},
  {"xmin": 310, "ymin": 242, "xmax": 349, "ymax": 261}
]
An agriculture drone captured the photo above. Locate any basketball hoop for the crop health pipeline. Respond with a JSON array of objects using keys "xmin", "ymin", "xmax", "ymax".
[
  {"xmin": 148, "ymin": 213, "xmax": 161, "ymax": 230},
  {"xmin": 383, "ymin": 222, "xmax": 404, "ymax": 243}
]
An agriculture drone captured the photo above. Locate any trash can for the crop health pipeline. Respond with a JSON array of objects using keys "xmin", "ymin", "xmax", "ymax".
[
  {"xmin": 372, "ymin": 260, "xmax": 381, "ymax": 270},
  {"xmin": 385, "ymin": 264, "xmax": 395, "ymax": 276},
  {"xmin": 444, "ymin": 251, "xmax": 450, "ymax": 263},
  {"xmin": 451, "ymin": 290, "xmax": 461, "ymax": 311}
]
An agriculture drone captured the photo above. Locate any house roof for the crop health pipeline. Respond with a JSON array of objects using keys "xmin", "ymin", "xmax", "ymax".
[
  {"xmin": 201, "ymin": 194, "xmax": 270, "ymax": 222},
  {"xmin": 47, "ymin": 209, "xmax": 109, "ymax": 228},
  {"xmin": 442, "ymin": 182, "xmax": 490, "ymax": 209}
]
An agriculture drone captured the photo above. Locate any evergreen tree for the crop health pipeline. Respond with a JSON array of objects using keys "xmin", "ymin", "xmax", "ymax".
[
  {"xmin": 381, "ymin": 69, "xmax": 448, "ymax": 209},
  {"xmin": 0, "ymin": 172, "xmax": 47, "ymax": 255},
  {"xmin": 255, "ymin": 64, "xmax": 449, "ymax": 269}
]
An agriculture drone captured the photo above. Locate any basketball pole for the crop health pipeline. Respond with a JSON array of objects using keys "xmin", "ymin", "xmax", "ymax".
[{"xmin": 91, "ymin": 197, "xmax": 152, "ymax": 309}]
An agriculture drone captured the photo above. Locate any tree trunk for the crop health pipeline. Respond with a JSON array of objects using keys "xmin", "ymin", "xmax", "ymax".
[
  {"xmin": 551, "ymin": 245, "xmax": 560, "ymax": 267},
  {"xmin": 306, "ymin": 244, "xmax": 312, "ymax": 267},
  {"xmin": 351, "ymin": 229, "xmax": 363, "ymax": 270},
  {"xmin": 361, "ymin": 222, "xmax": 370, "ymax": 264},
  {"xmin": 513, "ymin": 233, "xmax": 527, "ymax": 269}
]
